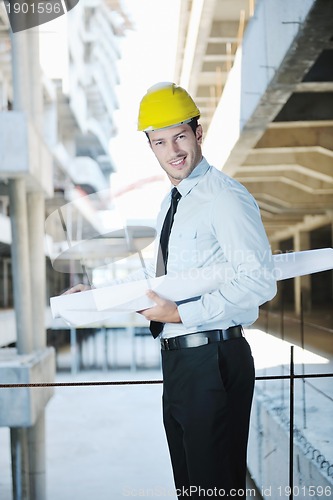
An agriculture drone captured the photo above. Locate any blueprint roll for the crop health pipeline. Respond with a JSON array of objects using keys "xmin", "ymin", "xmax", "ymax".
[
  {"xmin": 271, "ymin": 248, "xmax": 333, "ymax": 281},
  {"xmin": 50, "ymin": 248, "xmax": 333, "ymax": 327}
]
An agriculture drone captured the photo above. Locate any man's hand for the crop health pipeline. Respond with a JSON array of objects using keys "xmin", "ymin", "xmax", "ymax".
[
  {"xmin": 139, "ymin": 290, "xmax": 181, "ymax": 323},
  {"xmin": 62, "ymin": 284, "xmax": 92, "ymax": 295}
]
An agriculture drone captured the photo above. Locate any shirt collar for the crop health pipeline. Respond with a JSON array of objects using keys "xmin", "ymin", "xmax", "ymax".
[{"xmin": 175, "ymin": 157, "xmax": 210, "ymax": 197}]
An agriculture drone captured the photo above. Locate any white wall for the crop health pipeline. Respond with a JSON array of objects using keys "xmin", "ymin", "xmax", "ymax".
[{"xmin": 203, "ymin": 0, "xmax": 315, "ymax": 169}]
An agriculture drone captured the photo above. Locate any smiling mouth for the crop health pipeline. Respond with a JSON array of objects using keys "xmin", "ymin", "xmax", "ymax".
[{"xmin": 170, "ymin": 157, "xmax": 186, "ymax": 168}]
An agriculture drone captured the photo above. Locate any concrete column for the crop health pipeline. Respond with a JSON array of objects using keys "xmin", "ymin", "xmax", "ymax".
[
  {"xmin": 269, "ymin": 240, "xmax": 281, "ymax": 310},
  {"xmin": 10, "ymin": 428, "xmax": 30, "ymax": 500},
  {"xmin": 26, "ymin": 28, "xmax": 48, "ymax": 500},
  {"xmin": 8, "ymin": 178, "xmax": 33, "ymax": 500},
  {"xmin": 8, "ymin": 178, "xmax": 33, "ymax": 354},
  {"xmin": 27, "ymin": 413, "xmax": 46, "ymax": 500},
  {"xmin": 27, "ymin": 27, "xmax": 43, "ymax": 131},
  {"xmin": 27, "ymin": 191, "xmax": 47, "ymax": 500},
  {"xmin": 293, "ymin": 231, "xmax": 311, "ymax": 315},
  {"xmin": 10, "ymin": 25, "xmax": 48, "ymax": 500},
  {"xmin": 27, "ymin": 191, "xmax": 46, "ymax": 351},
  {"xmin": 10, "ymin": 31, "xmax": 30, "ymax": 112}
]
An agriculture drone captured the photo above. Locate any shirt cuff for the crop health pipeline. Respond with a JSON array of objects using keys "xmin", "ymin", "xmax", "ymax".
[{"xmin": 178, "ymin": 299, "xmax": 204, "ymax": 329}]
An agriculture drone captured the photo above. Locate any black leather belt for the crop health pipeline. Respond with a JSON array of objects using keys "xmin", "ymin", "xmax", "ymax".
[{"xmin": 160, "ymin": 326, "xmax": 243, "ymax": 351}]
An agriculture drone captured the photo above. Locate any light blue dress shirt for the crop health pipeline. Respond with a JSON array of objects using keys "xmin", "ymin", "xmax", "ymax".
[{"xmin": 156, "ymin": 157, "xmax": 277, "ymax": 338}]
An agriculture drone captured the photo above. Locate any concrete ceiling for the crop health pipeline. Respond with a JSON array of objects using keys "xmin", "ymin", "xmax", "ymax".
[{"xmin": 174, "ymin": 0, "xmax": 333, "ymax": 242}]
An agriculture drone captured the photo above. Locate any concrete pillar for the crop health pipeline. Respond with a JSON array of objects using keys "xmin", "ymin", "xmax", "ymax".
[
  {"xmin": 10, "ymin": 428, "xmax": 30, "ymax": 500},
  {"xmin": 8, "ymin": 178, "xmax": 33, "ymax": 354},
  {"xmin": 8, "ymin": 179, "xmax": 33, "ymax": 500},
  {"xmin": 10, "ymin": 31, "xmax": 30, "ymax": 112},
  {"xmin": 293, "ymin": 231, "xmax": 311, "ymax": 315},
  {"xmin": 27, "ymin": 26, "xmax": 43, "ymax": 131},
  {"xmin": 27, "ymin": 413, "xmax": 46, "ymax": 500},
  {"xmin": 10, "ymin": 25, "xmax": 48, "ymax": 500},
  {"xmin": 27, "ymin": 191, "xmax": 47, "ymax": 500},
  {"xmin": 27, "ymin": 192, "xmax": 46, "ymax": 351},
  {"xmin": 269, "ymin": 240, "xmax": 281, "ymax": 310}
]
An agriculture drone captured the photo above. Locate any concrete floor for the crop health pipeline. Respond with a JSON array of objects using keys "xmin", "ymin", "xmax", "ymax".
[{"xmin": 1, "ymin": 307, "xmax": 332, "ymax": 499}]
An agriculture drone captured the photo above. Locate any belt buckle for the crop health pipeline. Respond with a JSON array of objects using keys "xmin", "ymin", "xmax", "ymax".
[{"xmin": 163, "ymin": 338, "xmax": 170, "ymax": 351}]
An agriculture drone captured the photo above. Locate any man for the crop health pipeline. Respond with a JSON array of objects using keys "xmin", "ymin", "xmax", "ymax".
[
  {"xmin": 136, "ymin": 82, "xmax": 276, "ymax": 498},
  {"xmin": 66, "ymin": 82, "xmax": 276, "ymax": 498}
]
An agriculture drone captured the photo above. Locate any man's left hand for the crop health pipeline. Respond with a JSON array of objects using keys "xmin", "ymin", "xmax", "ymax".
[{"xmin": 139, "ymin": 290, "xmax": 181, "ymax": 323}]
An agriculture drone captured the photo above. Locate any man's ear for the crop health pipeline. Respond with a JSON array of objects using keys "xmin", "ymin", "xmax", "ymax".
[{"xmin": 196, "ymin": 124, "xmax": 203, "ymax": 144}]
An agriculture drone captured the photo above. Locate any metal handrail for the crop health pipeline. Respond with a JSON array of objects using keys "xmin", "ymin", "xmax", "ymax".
[{"xmin": 1, "ymin": 353, "xmax": 332, "ymax": 500}]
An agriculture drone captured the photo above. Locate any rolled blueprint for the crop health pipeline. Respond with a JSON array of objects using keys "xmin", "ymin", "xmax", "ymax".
[{"xmin": 50, "ymin": 248, "xmax": 333, "ymax": 326}]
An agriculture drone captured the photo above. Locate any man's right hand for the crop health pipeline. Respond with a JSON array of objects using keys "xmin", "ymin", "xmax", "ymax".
[{"xmin": 62, "ymin": 284, "xmax": 92, "ymax": 295}]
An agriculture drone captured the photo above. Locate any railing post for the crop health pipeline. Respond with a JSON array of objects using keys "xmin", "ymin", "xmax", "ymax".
[
  {"xmin": 300, "ymin": 292, "xmax": 307, "ymax": 429},
  {"xmin": 289, "ymin": 345, "xmax": 294, "ymax": 500},
  {"xmin": 263, "ymin": 305, "xmax": 269, "ymax": 391},
  {"xmin": 280, "ymin": 294, "xmax": 285, "ymax": 408}
]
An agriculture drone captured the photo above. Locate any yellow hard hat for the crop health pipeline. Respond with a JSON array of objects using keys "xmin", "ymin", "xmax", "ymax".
[{"xmin": 138, "ymin": 82, "xmax": 200, "ymax": 132}]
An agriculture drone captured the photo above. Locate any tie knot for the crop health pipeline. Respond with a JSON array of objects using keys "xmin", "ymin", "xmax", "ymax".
[{"xmin": 171, "ymin": 187, "xmax": 181, "ymax": 202}]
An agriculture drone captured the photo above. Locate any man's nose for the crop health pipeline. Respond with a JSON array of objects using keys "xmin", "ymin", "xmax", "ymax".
[{"xmin": 168, "ymin": 141, "xmax": 180, "ymax": 155}]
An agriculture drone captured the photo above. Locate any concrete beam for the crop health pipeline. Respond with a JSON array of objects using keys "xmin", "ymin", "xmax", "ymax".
[
  {"xmin": 237, "ymin": 175, "xmax": 333, "ymax": 195},
  {"xmin": 0, "ymin": 112, "xmax": 53, "ymax": 196},
  {"xmin": 0, "ymin": 348, "xmax": 55, "ymax": 427},
  {"xmin": 269, "ymin": 213, "xmax": 333, "ymax": 242},
  {"xmin": 256, "ymin": 122, "xmax": 333, "ymax": 149},
  {"xmin": 203, "ymin": 54, "xmax": 235, "ymax": 62},
  {"xmin": 208, "ymin": 36, "xmax": 239, "ymax": 43},
  {"xmin": 239, "ymin": 164, "xmax": 333, "ymax": 184},
  {"xmin": 246, "ymin": 181, "xmax": 332, "ymax": 207},
  {"xmin": 294, "ymin": 82, "xmax": 333, "ymax": 92}
]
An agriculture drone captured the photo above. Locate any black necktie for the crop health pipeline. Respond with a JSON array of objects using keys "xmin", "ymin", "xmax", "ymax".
[{"xmin": 150, "ymin": 187, "xmax": 182, "ymax": 338}]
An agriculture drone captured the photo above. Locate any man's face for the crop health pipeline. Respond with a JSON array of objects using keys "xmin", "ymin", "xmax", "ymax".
[{"xmin": 148, "ymin": 123, "xmax": 203, "ymax": 185}]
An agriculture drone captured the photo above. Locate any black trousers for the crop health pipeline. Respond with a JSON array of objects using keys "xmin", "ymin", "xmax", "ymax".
[{"xmin": 161, "ymin": 336, "xmax": 255, "ymax": 499}]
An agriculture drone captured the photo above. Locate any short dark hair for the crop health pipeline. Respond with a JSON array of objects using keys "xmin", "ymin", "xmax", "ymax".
[{"xmin": 188, "ymin": 117, "xmax": 199, "ymax": 134}]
